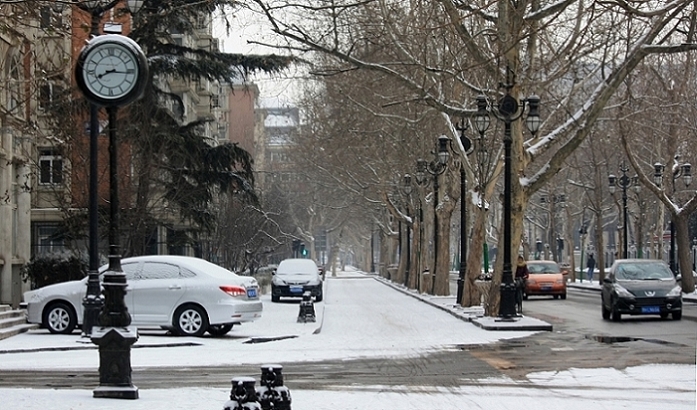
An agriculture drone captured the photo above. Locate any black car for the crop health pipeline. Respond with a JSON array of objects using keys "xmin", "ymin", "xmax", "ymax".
[
  {"xmin": 601, "ymin": 259, "xmax": 682, "ymax": 321},
  {"xmin": 271, "ymin": 258, "xmax": 324, "ymax": 302}
]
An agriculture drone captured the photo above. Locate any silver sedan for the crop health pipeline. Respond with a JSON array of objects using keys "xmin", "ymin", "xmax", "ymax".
[{"xmin": 23, "ymin": 255, "xmax": 262, "ymax": 337}]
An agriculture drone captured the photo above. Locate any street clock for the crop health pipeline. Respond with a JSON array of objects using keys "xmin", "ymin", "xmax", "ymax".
[{"xmin": 75, "ymin": 34, "xmax": 148, "ymax": 107}]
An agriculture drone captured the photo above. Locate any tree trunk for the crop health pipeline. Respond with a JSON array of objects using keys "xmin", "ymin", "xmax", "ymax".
[
  {"xmin": 461, "ymin": 207, "xmax": 487, "ymax": 307},
  {"xmin": 394, "ymin": 220, "xmax": 408, "ymax": 285},
  {"xmin": 674, "ymin": 213, "xmax": 696, "ymax": 292},
  {"xmin": 433, "ymin": 206, "xmax": 452, "ymax": 295},
  {"xmin": 432, "ymin": 166, "xmax": 459, "ymax": 296},
  {"xmin": 407, "ymin": 206, "xmax": 420, "ymax": 290}
]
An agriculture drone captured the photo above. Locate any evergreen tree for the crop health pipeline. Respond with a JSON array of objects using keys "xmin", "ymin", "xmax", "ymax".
[{"xmin": 118, "ymin": 0, "xmax": 292, "ymax": 255}]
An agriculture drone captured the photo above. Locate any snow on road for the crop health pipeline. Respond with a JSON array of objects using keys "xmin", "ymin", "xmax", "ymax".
[{"xmin": 0, "ymin": 270, "xmax": 531, "ymax": 371}]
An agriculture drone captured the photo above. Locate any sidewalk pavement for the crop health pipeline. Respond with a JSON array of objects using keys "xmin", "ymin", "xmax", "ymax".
[
  {"xmin": 374, "ymin": 274, "xmax": 697, "ymax": 333},
  {"xmin": 374, "ymin": 275, "xmax": 554, "ymax": 332}
]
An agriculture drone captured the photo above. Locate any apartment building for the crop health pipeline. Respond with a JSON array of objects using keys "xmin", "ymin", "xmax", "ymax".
[
  {"xmin": 0, "ymin": 3, "xmax": 73, "ymax": 306},
  {"xmin": 0, "ymin": 2, "xmax": 231, "ymax": 305}
]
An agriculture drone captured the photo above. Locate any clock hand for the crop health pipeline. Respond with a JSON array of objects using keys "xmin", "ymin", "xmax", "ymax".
[{"xmin": 97, "ymin": 69, "xmax": 117, "ymax": 79}]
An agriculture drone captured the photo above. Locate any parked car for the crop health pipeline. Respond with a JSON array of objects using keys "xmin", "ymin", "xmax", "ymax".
[
  {"xmin": 524, "ymin": 260, "xmax": 567, "ymax": 300},
  {"xmin": 271, "ymin": 258, "xmax": 323, "ymax": 302},
  {"xmin": 601, "ymin": 259, "xmax": 682, "ymax": 321},
  {"xmin": 23, "ymin": 255, "xmax": 262, "ymax": 337}
]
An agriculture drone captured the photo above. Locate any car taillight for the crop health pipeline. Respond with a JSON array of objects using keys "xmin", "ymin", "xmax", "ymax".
[{"xmin": 220, "ymin": 285, "xmax": 247, "ymax": 297}]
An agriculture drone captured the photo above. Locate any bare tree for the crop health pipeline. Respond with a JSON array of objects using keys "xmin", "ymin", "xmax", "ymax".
[{"xmin": 245, "ymin": 0, "xmax": 697, "ymax": 311}]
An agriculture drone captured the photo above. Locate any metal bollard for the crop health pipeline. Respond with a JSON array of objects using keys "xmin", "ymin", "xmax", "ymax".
[
  {"xmin": 223, "ymin": 376, "xmax": 261, "ymax": 410},
  {"xmin": 297, "ymin": 291, "xmax": 316, "ymax": 323},
  {"xmin": 256, "ymin": 364, "xmax": 292, "ymax": 410}
]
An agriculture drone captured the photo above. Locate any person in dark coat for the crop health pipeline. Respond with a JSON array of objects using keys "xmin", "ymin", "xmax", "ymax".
[
  {"xmin": 515, "ymin": 255, "xmax": 529, "ymax": 280},
  {"xmin": 587, "ymin": 254, "xmax": 596, "ymax": 282},
  {"xmin": 514, "ymin": 255, "xmax": 529, "ymax": 313}
]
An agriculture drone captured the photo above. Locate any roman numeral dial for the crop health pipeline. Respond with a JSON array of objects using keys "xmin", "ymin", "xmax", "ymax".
[{"xmin": 76, "ymin": 35, "xmax": 148, "ymax": 107}]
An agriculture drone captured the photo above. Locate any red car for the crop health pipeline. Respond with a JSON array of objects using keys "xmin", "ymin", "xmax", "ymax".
[{"xmin": 524, "ymin": 260, "xmax": 567, "ymax": 300}]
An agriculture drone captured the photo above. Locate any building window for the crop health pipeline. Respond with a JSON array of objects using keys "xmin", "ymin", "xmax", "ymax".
[
  {"xmin": 32, "ymin": 223, "xmax": 65, "ymax": 256},
  {"xmin": 39, "ymin": 81, "xmax": 64, "ymax": 111},
  {"xmin": 7, "ymin": 52, "xmax": 23, "ymax": 113},
  {"xmin": 167, "ymin": 228, "xmax": 188, "ymax": 255},
  {"xmin": 39, "ymin": 148, "xmax": 63, "ymax": 185},
  {"xmin": 270, "ymin": 151, "xmax": 289, "ymax": 163},
  {"xmin": 195, "ymin": 15, "xmax": 207, "ymax": 29},
  {"xmin": 39, "ymin": 6, "xmax": 62, "ymax": 29}
]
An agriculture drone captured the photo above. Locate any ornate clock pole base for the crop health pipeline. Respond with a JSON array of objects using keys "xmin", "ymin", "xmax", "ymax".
[
  {"xmin": 91, "ymin": 327, "xmax": 139, "ymax": 399},
  {"xmin": 91, "ymin": 264, "xmax": 138, "ymax": 400}
]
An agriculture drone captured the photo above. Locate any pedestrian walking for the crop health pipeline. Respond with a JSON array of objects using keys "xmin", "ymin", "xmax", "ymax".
[
  {"xmin": 514, "ymin": 255, "xmax": 529, "ymax": 313},
  {"xmin": 587, "ymin": 254, "xmax": 596, "ymax": 282}
]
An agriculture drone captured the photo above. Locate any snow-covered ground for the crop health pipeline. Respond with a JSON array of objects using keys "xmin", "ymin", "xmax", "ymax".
[{"xmin": 1, "ymin": 268, "xmax": 695, "ymax": 409}]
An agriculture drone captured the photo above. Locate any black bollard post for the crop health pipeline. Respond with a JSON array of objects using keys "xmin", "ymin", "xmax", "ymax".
[
  {"xmin": 297, "ymin": 291, "xmax": 316, "ymax": 323},
  {"xmin": 257, "ymin": 364, "xmax": 292, "ymax": 410},
  {"xmin": 224, "ymin": 376, "xmax": 261, "ymax": 410}
]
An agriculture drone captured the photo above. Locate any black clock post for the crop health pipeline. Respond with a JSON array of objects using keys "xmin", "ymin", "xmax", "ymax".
[{"xmin": 75, "ymin": 34, "xmax": 148, "ymax": 400}]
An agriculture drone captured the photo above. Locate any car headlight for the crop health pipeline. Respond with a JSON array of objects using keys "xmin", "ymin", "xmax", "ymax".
[
  {"xmin": 667, "ymin": 285, "xmax": 682, "ymax": 297},
  {"xmin": 614, "ymin": 284, "xmax": 634, "ymax": 298},
  {"xmin": 273, "ymin": 278, "xmax": 286, "ymax": 285}
]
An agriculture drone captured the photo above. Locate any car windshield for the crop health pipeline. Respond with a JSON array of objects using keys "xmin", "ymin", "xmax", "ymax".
[
  {"xmin": 615, "ymin": 262, "xmax": 674, "ymax": 280},
  {"xmin": 527, "ymin": 263, "xmax": 559, "ymax": 274},
  {"xmin": 277, "ymin": 260, "xmax": 317, "ymax": 275}
]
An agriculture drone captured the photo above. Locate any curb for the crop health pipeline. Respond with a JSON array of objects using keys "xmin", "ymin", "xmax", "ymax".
[{"xmin": 372, "ymin": 275, "xmax": 553, "ymax": 332}]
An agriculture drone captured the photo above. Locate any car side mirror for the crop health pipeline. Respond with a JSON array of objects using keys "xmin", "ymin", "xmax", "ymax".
[{"xmin": 603, "ymin": 277, "xmax": 612, "ymax": 284}]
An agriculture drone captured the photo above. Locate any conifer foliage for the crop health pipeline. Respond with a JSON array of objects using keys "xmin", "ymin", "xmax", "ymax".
[{"xmin": 116, "ymin": 0, "xmax": 292, "ymax": 255}]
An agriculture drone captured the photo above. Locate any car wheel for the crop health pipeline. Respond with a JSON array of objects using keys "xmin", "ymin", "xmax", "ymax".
[
  {"xmin": 601, "ymin": 297, "xmax": 611, "ymax": 320},
  {"xmin": 672, "ymin": 311, "xmax": 682, "ymax": 320},
  {"xmin": 43, "ymin": 302, "xmax": 77, "ymax": 334},
  {"xmin": 173, "ymin": 305, "xmax": 208, "ymax": 337},
  {"xmin": 560, "ymin": 293, "xmax": 567, "ymax": 300},
  {"xmin": 207, "ymin": 324, "xmax": 233, "ymax": 337},
  {"xmin": 660, "ymin": 312, "xmax": 669, "ymax": 320},
  {"xmin": 271, "ymin": 294, "xmax": 280, "ymax": 303},
  {"xmin": 315, "ymin": 291, "xmax": 323, "ymax": 303},
  {"xmin": 553, "ymin": 295, "xmax": 559, "ymax": 299}
]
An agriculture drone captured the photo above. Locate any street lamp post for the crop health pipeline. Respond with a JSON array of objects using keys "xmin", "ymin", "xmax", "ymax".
[
  {"xmin": 473, "ymin": 92, "xmax": 541, "ymax": 319},
  {"xmin": 608, "ymin": 162, "xmax": 640, "ymax": 259},
  {"xmin": 414, "ymin": 135, "xmax": 450, "ymax": 294},
  {"xmin": 370, "ymin": 228, "xmax": 375, "ymax": 273},
  {"xmin": 402, "ymin": 174, "xmax": 413, "ymax": 286},
  {"xmin": 653, "ymin": 159, "xmax": 692, "ymax": 274},
  {"xmin": 454, "ymin": 119, "xmax": 473, "ymax": 306},
  {"xmin": 579, "ymin": 225, "xmax": 587, "ymax": 282}
]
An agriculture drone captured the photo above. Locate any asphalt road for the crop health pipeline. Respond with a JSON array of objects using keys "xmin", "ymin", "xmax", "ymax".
[
  {"xmin": 476, "ymin": 287, "xmax": 697, "ymax": 380},
  {"xmin": 0, "ymin": 284, "xmax": 694, "ymax": 390}
]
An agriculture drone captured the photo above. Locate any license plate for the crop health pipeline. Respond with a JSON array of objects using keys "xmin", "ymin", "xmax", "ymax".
[
  {"xmin": 247, "ymin": 288, "xmax": 257, "ymax": 298},
  {"xmin": 289, "ymin": 285, "xmax": 303, "ymax": 293},
  {"xmin": 641, "ymin": 306, "xmax": 660, "ymax": 313},
  {"xmin": 541, "ymin": 286, "xmax": 552, "ymax": 291}
]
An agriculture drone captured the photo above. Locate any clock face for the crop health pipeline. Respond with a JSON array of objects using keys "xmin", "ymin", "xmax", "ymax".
[{"xmin": 82, "ymin": 42, "xmax": 139, "ymax": 101}]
